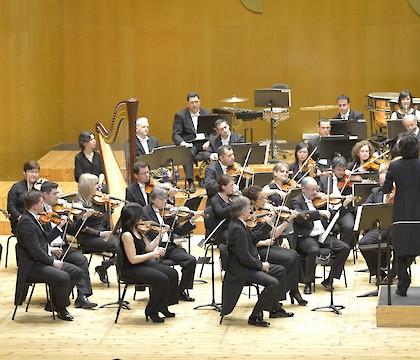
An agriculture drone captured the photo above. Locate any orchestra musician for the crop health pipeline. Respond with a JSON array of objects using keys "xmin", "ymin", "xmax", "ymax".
[
  {"xmin": 318, "ymin": 156, "xmax": 356, "ymax": 247},
  {"xmin": 40, "ymin": 181, "xmax": 98, "ymax": 309},
  {"xmin": 306, "ymin": 119, "xmax": 331, "ymax": 162},
  {"xmin": 291, "ymin": 177, "xmax": 350, "ymax": 294},
  {"xmin": 74, "ymin": 132, "xmax": 105, "ymax": 191},
  {"xmin": 390, "ymin": 90, "xmax": 420, "ymax": 120},
  {"xmin": 242, "ymin": 185, "xmax": 307, "ymax": 306},
  {"xmin": 333, "ymin": 95, "xmax": 364, "ymax": 121},
  {"xmin": 289, "ymin": 142, "xmax": 311, "ymax": 183},
  {"xmin": 15, "ymin": 190, "xmax": 83, "ymax": 321},
  {"xmin": 135, "ymin": 117, "xmax": 160, "ymax": 156},
  {"xmin": 141, "ymin": 186, "xmax": 199, "ymax": 302},
  {"xmin": 382, "ymin": 133, "xmax": 420, "ymax": 297},
  {"xmin": 349, "ymin": 140, "xmax": 378, "ymax": 172},
  {"xmin": 126, "ymin": 161, "xmax": 151, "ymax": 207},
  {"xmin": 221, "ymin": 196, "xmax": 289, "ymax": 327},
  {"xmin": 401, "ymin": 114, "xmax": 420, "ymax": 141},
  {"xmin": 7, "ymin": 160, "xmax": 41, "ymax": 235},
  {"xmin": 172, "ymin": 92, "xmax": 211, "ymax": 193},
  {"xmin": 74, "ymin": 173, "xmax": 118, "ymax": 284},
  {"xmin": 262, "ymin": 162, "xmax": 292, "ymax": 206},
  {"xmin": 120, "ymin": 204, "xmax": 178, "ymax": 323}
]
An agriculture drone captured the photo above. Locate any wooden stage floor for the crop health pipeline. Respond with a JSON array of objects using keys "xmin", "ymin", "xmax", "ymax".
[{"xmin": 1, "ymin": 235, "xmax": 420, "ymax": 359}]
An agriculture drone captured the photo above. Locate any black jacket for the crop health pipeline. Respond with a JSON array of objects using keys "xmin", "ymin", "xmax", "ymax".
[
  {"xmin": 74, "ymin": 151, "xmax": 104, "ymax": 182},
  {"xmin": 126, "ymin": 183, "xmax": 149, "ymax": 207},
  {"xmin": 333, "ymin": 110, "xmax": 364, "ymax": 121},
  {"xmin": 136, "ymin": 136, "xmax": 159, "ymax": 157},
  {"xmin": 172, "ymin": 107, "xmax": 211, "ymax": 145}
]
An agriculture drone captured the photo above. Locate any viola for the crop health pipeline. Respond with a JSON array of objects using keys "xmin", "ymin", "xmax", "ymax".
[{"xmin": 39, "ymin": 212, "xmax": 63, "ymax": 225}]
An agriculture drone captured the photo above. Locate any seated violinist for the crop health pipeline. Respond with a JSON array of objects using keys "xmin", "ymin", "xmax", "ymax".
[
  {"xmin": 262, "ymin": 162, "xmax": 294, "ymax": 206},
  {"xmin": 242, "ymin": 186, "xmax": 307, "ymax": 306},
  {"xmin": 289, "ymin": 143, "xmax": 313, "ymax": 183},
  {"xmin": 318, "ymin": 156, "xmax": 356, "ymax": 247},
  {"xmin": 74, "ymin": 173, "xmax": 118, "ymax": 284},
  {"xmin": 291, "ymin": 177, "xmax": 351, "ymax": 294},
  {"xmin": 204, "ymin": 145, "xmax": 240, "ymax": 205},
  {"xmin": 40, "ymin": 181, "xmax": 98, "ymax": 309},
  {"xmin": 349, "ymin": 140, "xmax": 380, "ymax": 173},
  {"xmin": 142, "ymin": 186, "xmax": 199, "ymax": 302}
]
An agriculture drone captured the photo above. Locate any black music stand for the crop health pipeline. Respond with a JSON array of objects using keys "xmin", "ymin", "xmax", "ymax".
[
  {"xmin": 198, "ymin": 115, "xmax": 232, "ymax": 135},
  {"xmin": 355, "ymin": 204, "xmax": 393, "ymax": 298},
  {"xmin": 252, "ymin": 172, "xmax": 273, "ymax": 187},
  {"xmin": 386, "ymin": 120, "xmax": 406, "ymax": 141},
  {"xmin": 318, "ymin": 136, "xmax": 358, "ymax": 162},
  {"xmin": 231, "ymin": 143, "xmax": 267, "ymax": 165},
  {"xmin": 352, "ymin": 183, "xmax": 379, "ymax": 205},
  {"xmin": 330, "ymin": 119, "xmax": 367, "ymax": 140},
  {"xmin": 183, "ymin": 195, "xmax": 203, "ymax": 254},
  {"xmin": 254, "ymin": 88, "xmax": 290, "ymax": 161}
]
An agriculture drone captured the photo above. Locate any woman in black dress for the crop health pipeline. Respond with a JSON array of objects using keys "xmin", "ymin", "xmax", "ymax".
[
  {"xmin": 120, "ymin": 204, "xmax": 178, "ymax": 322},
  {"xmin": 289, "ymin": 142, "xmax": 310, "ymax": 183}
]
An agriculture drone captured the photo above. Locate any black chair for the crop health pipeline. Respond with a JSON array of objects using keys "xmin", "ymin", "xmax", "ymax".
[{"xmin": 5, "ymin": 235, "xmax": 17, "ymax": 268}]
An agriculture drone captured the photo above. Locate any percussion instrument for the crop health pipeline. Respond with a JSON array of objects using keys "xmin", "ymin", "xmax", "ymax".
[
  {"xmin": 220, "ymin": 95, "xmax": 248, "ymax": 103},
  {"xmin": 263, "ymin": 107, "xmax": 289, "ymax": 126},
  {"xmin": 367, "ymin": 92, "xmax": 399, "ymax": 127}
]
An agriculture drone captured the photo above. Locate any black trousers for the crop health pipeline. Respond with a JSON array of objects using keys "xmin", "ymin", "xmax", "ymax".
[
  {"xmin": 77, "ymin": 234, "xmax": 118, "ymax": 254},
  {"xmin": 122, "ymin": 260, "xmax": 179, "ymax": 313},
  {"xmin": 28, "ymin": 262, "xmax": 83, "ymax": 310},
  {"xmin": 183, "ymin": 145, "xmax": 198, "ymax": 181},
  {"xmin": 257, "ymin": 246, "xmax": 299, "ymax": 293},
  {"xmin": 297, "ymin": 235, "xmax": 350, "ymax": 283},
  {"xmin": 334, "ymin": 212, "xmax": 355, "ymax": 247},
  {"xmin": 397, "ymin": 256, "xmax": 412, "ymax": 293},
  {"xmin": 164, "ymin": 244, "xmax": 197, "ymax": 290},
  {"xmin": 62, "ymin": 248, "xmax": 92, "ymax": 298},
  {"xmin": 245, "ymin": 263, "xmax": 286, "ymax": 316}
]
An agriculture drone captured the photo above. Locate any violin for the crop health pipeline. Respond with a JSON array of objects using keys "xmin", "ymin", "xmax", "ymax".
[
  {"xmin": 163, "ymin": 205, "xmax": 208, "ymax": 221},
  {"xmin": 93, "ymin": 191, "xmax": 121, "ymax": 207},
  {"xmin": 145, "ymin": 178, "xmax": 159, "ymax": 194},
  {"xmin": 301, "ymin": 158, "xmax": 316, "ymax": 177},
  {"xmin": 227, "ymin": 162, "xmax": 254, "ymax": 179},
  {"xmin": 337, "ymin": 175, "xmax": 356, "ymax": 190},
  {"xmin": 39, "ymin": 212, "xmax": 63, "ymax": 225},
  {"xmin": 136, "ymin": 220, "xmax": 165, "ymax": 233},
  {"xmin": 281, "ymin": 179, "xmax": 297, "ymax": 191},
  {"xmin": 52, "ymin": 204, "xmax": 83, "ymax": 216},
  {"xmin": 312, "ymin": 195, "xmax": 362, "ymax": 209},
  {"xmin": 246, "ymin": 210, "xmax": 271, "ymax": 228},
  {"xmin": 361, "ymin": 155, "xmax": 383, "ymax": 172}
]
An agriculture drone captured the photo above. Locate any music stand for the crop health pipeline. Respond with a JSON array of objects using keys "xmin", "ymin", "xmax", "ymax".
[
  {"xmin": 386, "ymin": 120, "xmax": 405, "ymax": 141},
  {"xmin": 231, "ymin": 143, "xmax": 268, "ymax": 165},
  {"xmin": 183, "ymin": 195, "xmax": 203, "ymax": 254},
  {"xmin": 354, "ymin": 204, "xmax": 393, "ymax": 298},
  {"xmin": 318, "ymin": 136, "xmax": 358, "ymax": 162},
  {"xmin": 254, "ymin": 88, "xmax": 291, "ymax": 161},
  {"xmin": 352, "ymin": 183, "xmax": 379, "ymax": 205},
  {"xmin": 252, "ymin": 172, "xmax": 273, "ymax": 187},
  {"xmin": 330, "ymin": 119, "xmax": 367, "ymax": 140},
  {"xmin": 197, "ymin": 115, "xmax": 232, "ymax": 136}
]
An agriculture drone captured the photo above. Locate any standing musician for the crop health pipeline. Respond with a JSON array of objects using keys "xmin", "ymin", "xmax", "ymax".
[
  {"xmin": 204, "ymin": 145, "xmax": 239, "ymax": 205},
  {"xmin": 289, "ymin": 142, "xmax": 312, "ymax": 183},
  {"xmin": 120, "ymin": 204, "xmax": 178, "ymax": 323},
  {"xmin": 172, "ymin": 92, "xmax": 211, "ymax": 193},
  {"xmin": 142, "ymin": 186, "xmax": 199, "ymax": 302},
  {"xmin": 291, "ymin": 177, "xmax": 350, "ymax": 294},
  {"xmin": 74, "ymin": 173, "xmax": 118, "ymax": 284},
  {"xmin": 135, "ymin": 117, "xmax": 160, "ymax": 156},
  {"xmin": 307, "ymin": 119, "xmax": 331, "ymax": 162},
  {"xmin": 40, "ymin": 181, "xmax": 98, "ymax": 309},
  {"xmin": 382, "ymin": 133, "xmax": 420, "ymax": 297},
  {"xmin": 318, "ymin": 156, "xmax": 356, "ymax": 247},
  {"xmin": 390, "ymin": 90, "xmax": 420, "ymax": 120},
  {"xmin": 8, "ymin": 160, "xmax": 41, "ymax": 235},
  {"xmin": 221, "ymin": 196, "xmax": 289, "ymax": 327},
  {"xmin": 401, "ymin": 114, "xmax": 420, "ymax": 141},
  {"xmin": 74, "ymin": 131, "xmax": 105, "ymax": 191},
  {"xmin": 242, "ymin": 186, "xmax": 307, "ymax": 306},
  {"xmin": 333, "ymin": 95, "xmax": 364, "ymax": 121},
  {"xmin": 15, "ymin": 190, "xmax": 83, "ymax": 321}
]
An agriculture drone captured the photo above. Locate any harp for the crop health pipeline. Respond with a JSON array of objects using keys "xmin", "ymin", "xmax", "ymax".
[{"xmin": 96, "ymin": 98, "xmax": 138, "ymax": 223}]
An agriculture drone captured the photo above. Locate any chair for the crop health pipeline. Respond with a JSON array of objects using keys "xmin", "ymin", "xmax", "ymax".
[
  {"xmin": 5, "ymin": 235, "xmax": 17, "ymax": 268},
  {"xmin": 114, "ymin": 242, "xmax": 150, "ymax": 324}
]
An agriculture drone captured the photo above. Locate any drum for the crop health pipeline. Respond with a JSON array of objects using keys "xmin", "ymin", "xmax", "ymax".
[
  {"xmin": 389, "ymin": 97, "xmax": 420, "ymax": 113},
  {"xmin": 367, "ymin": 92, "xmax": 399, "ymax": 127},
  {"xmin": 263, "ymin": 107, "xmax": 289, "ymax": 126}
]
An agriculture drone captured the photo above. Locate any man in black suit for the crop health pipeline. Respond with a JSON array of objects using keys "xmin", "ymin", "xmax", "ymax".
[
  {"xmin": 334, "ymin": 95, "xmax": 364, "ymax": 121},
  {"xmin": 291, "ymin": 177, "xmax": 350, "ymax": 294},
  {"xmin": 172, "ymin": 92, "xmax": 211, "ymax": 193},
  {"xmin": 142, "ymin": 186, "xmax": 199, "ymax": 301},
  {"xmin": 15, "ymin": 191, "xmax": 83, "ymax": 321},
  {"xmin": 221, "ymin": 196, "xmax": 290, "ymax": 327},
  {"xmin": 307, "ymin": 119, "xmax": 331, "ymax": 162},
  {"xmin": 204, "ymin": 145, "xmax": 237, "ymax": 205},
  {"xmin": 135, "ymin": 117, "xmax": 160, "ymax": 156},
  {"xmin": 402, "ymin": 114, "xmax": 420, "ymax": 141},
  {"xmin": 7, "ymin": 160, "xmax": 41, "ymax": 235}
]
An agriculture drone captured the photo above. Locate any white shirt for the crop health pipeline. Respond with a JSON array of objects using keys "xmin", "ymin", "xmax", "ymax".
[
  {"xmin": 341, "ymin": 109, "xmax": 350, "ymax": 120},
  {"xmin": 303, "ymin": 194, "xmax": 325, "ymax": 238},
  {"xmin": 219, "ymin": 161, "xmax": 228, "ymax": 174},
  {"xmin": 221, "ymin": 133, "xmax": 231, "ymax": 146},
  {"xmin": 138, "ymin": 183, "xmax": 148, "ymax": 205},
  {"xmin": 137, "ymin": 135, "xmax": 150, "ymax": 154},
  {"xmin": 190, "ymin": 111, "xmax": 206, "ymax": 140},
  {"xmin": 154, "ymin": 206, "xmax": 169, "ymax": 243}
]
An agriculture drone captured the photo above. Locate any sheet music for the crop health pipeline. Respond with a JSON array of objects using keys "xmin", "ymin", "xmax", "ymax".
[
  {"xmin": 353, "ymin": 205, "xmax": 363, "ymax": 231},
  {"xmin": 319, "ymin": 211, "xmax": 340, "ymax": 244}
]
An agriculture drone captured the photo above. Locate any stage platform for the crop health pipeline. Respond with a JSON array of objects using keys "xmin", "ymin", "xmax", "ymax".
[{"xmin": 377, "ymin": 286, "xmax": 420, "ymax": 327}]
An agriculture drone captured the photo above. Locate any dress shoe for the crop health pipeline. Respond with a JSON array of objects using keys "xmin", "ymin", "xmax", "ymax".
[
  {"xmin": 269, "ymin": 307, "xmax": 294, "ymax": 318},
  {"xmin": 289, "ymin": 290, "xmax": 308, "ymax": 306},
  {"xmin": 248, "ymin": 315, "xmax": 270, "ymax": 327},
  {"xmin": 303, "ymin": 283, "xmax": 312, "ymax": 295},
  {"xmin": 75, "ymin": 296, "xmax": 97, "ymax": 309},
  {"xmin": 57, "ymin": 308, "xmax": 74, "ymax": 321},
  {"xmin": 187, "ymin": 181, "xmax": 196, "ymax": 194},
  {"xmin": 160, "ymin": 309, "xmax": 176, "ymax": 318},
  {"xmin": 321, "ymin": 279, "xmax": 334, "ymax": 292},
  {"xmin": 44, "ymin": 301, "xmax": 53, "ymax": 312},
  {"xmin": 179, "ymin": 290, "xmax": 195, "ymax": 302},
  {"xmin": 95, "ymin": 265, "xmax": 108, "ymax": 284},
  {"xmin": 145, "ymin": 312, "xmax": 165, "ymax": 323},
  {"xmin": 396, "ymin": 288, "xmax": 407, "ymax": 297}
]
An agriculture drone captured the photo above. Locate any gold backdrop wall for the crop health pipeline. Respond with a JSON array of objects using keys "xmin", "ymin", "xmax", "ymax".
[{"xmin": 2, "ymin": 0, "xmax": 420, "ymax": 179}]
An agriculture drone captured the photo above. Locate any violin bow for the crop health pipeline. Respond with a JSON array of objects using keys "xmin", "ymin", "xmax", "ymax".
[
  {"xmin": 353, "ymin": 149, "xmax": 390, "ymax": 174},
  {"xmin": 290, "ymin": 146, "xmax": 318, "ymax": 182},
  {"xmin": 61, "ymin": 217, "xmax": 88, "ymax": 261},
  {"xmin": 237, "ymin": 148, "xmax": 253, "ymax": 186}
]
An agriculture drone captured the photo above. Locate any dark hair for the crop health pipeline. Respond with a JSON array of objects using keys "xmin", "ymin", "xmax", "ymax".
[
  {"xmin": 318, "ymin": 118, "xmax": 331, "ymax": 126},
  {"xmin": 229, "ymin": 196, "xmax": 250, "ymax": 218},
  {"xmin": 398, "ymin": 133, "xmax": 419, "ymax": 159},
  {"xmin": 214, "ymin": 119, "xmax": 228, "ymax": 129},
  {"xmin": 241, "ymin": 185, "xmax": 262, "ymax": 202},
  {"xmin": 23, "ymin": 160, "xmax": 40, "ymax": 172},
  {"xmin": 398, "ymin": 90, "xmax": 413, "ymax": 108},
  {"xmin": 120, "ymin": 204, "xmax": 144, "ymax": 234},
  {"xmin": 332, "ymin": 156, "xmax": 347, "ymax": 168},
  {"xmin": 294, "ymin": 142, "xmax": 309, "ymax": 163},
  {"xmin": 40, "ymin": 181, "xmax": 59, "ymax": 194},
  {"xmin": 351, "ymin": 140, "xmax": 374, "ymax": 161},
  {"xmin": 78, "ymin": 131, "xmax": 94, "ymax": 150},
  {"xmin": 186, "ymin": 92, "xmax": 200, "ymax": 101},
  {"xmin": 133, "ymin": 161, "xmax": 149, "ymax": 174},
  {"xmin": 24, "ymin": 190, "xmax": 43, "ymax": 210},
  {"xmin": 337, "ymin": 95, "xmax": 350, "ymax": 103},
  {"xmin": 218, "ymin": 174, "xmax": 234, "ymax": 192},
  {"xmin": 217, "ymin": 145, "xmax": 232, "ymax": 159}
]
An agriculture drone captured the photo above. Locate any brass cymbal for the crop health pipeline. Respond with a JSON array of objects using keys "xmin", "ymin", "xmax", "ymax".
[
  {"xmin": 300, "ymin": 105, "xmax": 337, "ymax": 111},
  {"xmin": 220, "ymin": 95, "xmax": 248, "ymax": 103}
]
